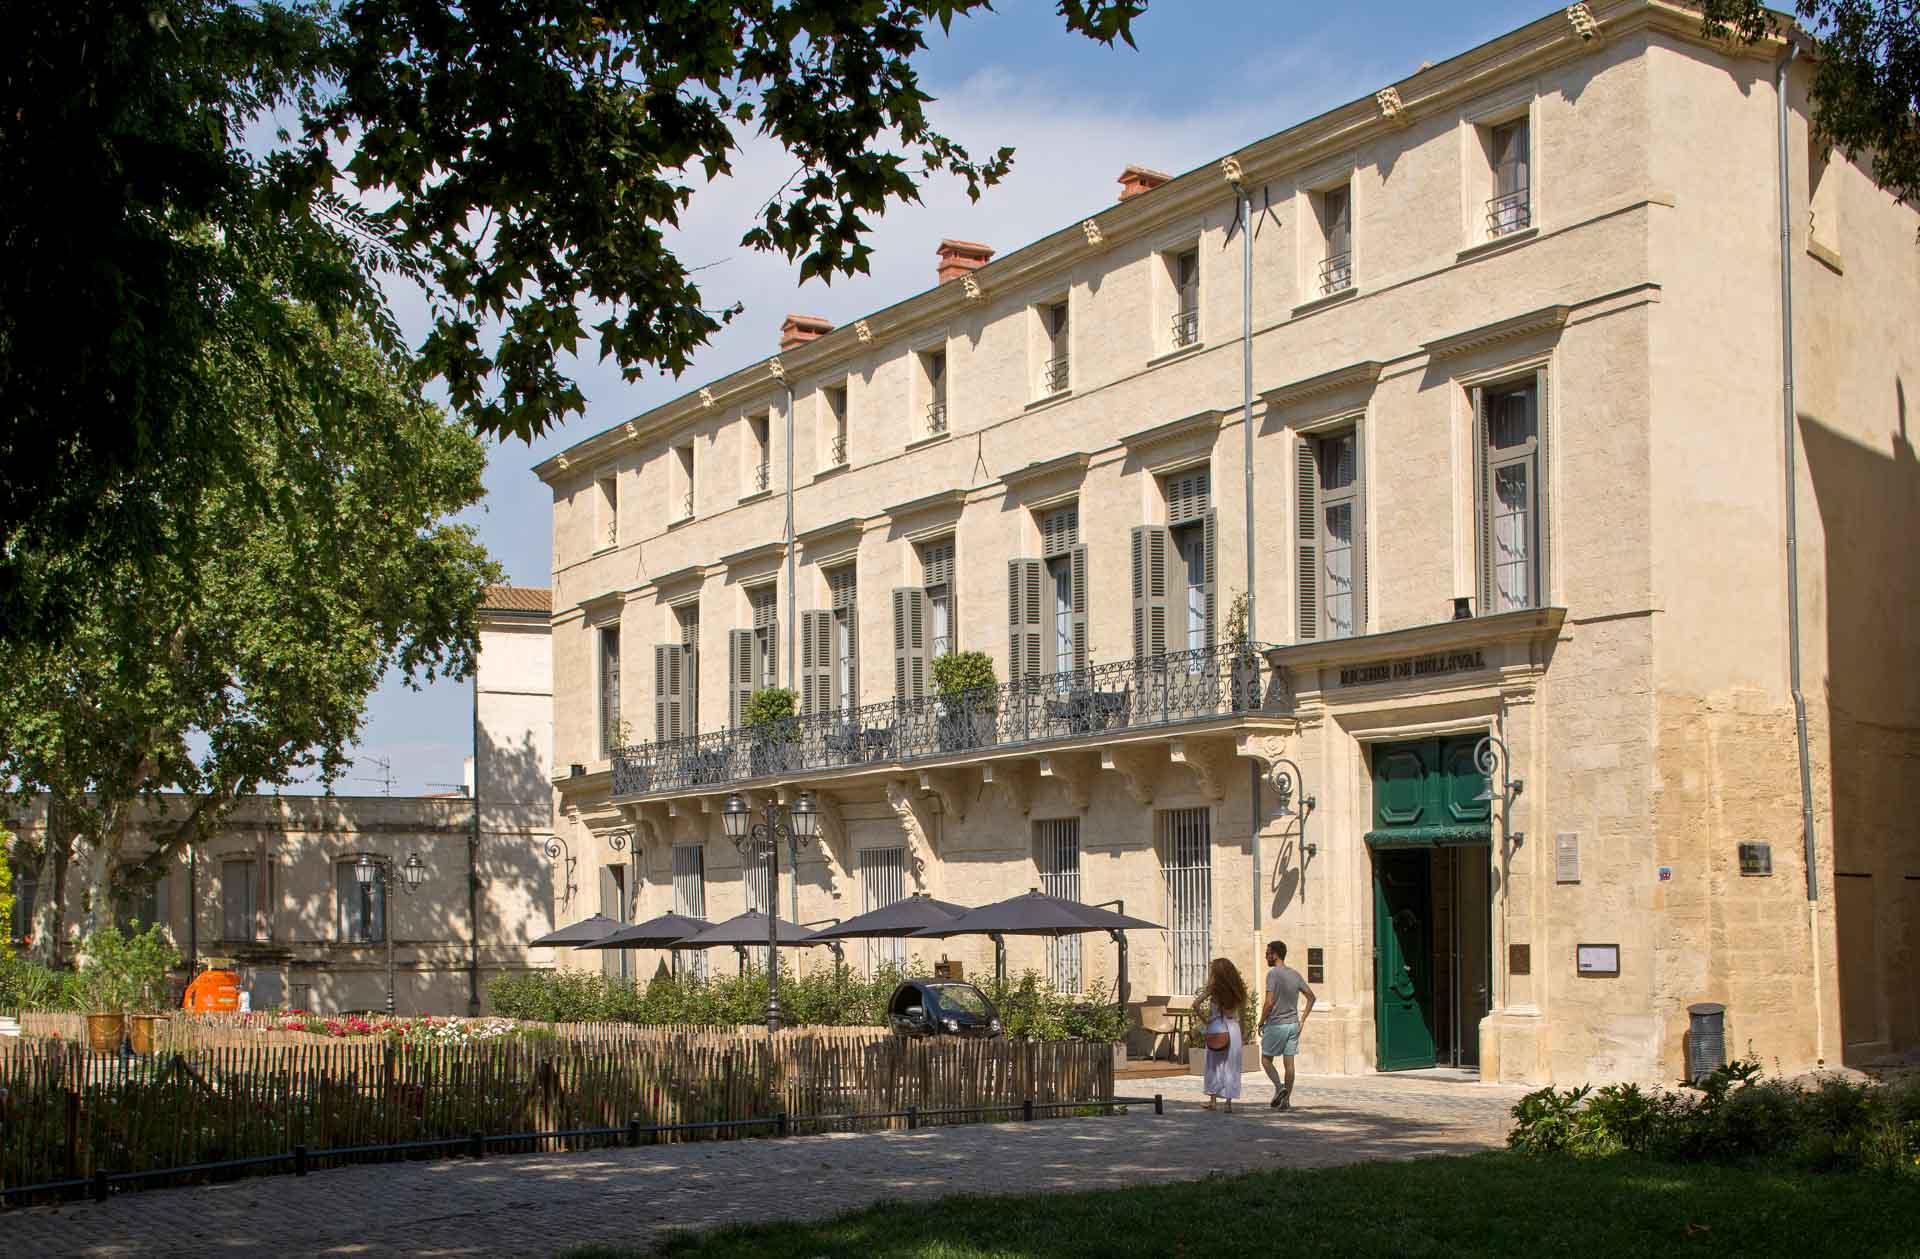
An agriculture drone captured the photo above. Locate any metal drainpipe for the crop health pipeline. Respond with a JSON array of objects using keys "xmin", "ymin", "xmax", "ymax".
[
  {"xmin": 782, "ymin": 375, "xmax": 798, "ymax": 926},
  {"xmin": 1228, "ymin": 164, "xmax": 1263, "ymax": 966},
  {"xmin": 1775, "ymin": 42, "xmax": 1825, "ymax": 1064},
  {"xmin": 467, "ymin": 669, "xmax": 482, "ymax": 1015}
]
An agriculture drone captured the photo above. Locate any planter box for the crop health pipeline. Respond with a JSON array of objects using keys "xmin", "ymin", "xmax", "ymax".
[{"xmin": 1187, "ymin": 1044, "xmax": 1262, "ymax": 1076}]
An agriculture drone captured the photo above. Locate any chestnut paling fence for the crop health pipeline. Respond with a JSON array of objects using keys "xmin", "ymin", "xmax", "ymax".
[{"xmin": 0, "ymin": 1029, "xmax": 1117, "ymax": 1202}]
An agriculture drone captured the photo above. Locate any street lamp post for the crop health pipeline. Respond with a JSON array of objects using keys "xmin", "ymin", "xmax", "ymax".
[
  {"xmin": 720, "ymin": 791, "xmax": 818, "ymax": 1035},
  {"xmin": 1473, "ymin": 734, "xmax": 1524, "ymax": 854},
  {"xmin": 355, "ymin": 852, "xmax": 427, "ymax": 1017}
]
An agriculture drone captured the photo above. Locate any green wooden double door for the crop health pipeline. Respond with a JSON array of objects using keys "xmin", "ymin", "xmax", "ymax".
[{"xmin": 1368, "ymin": 736, "xmax": 1494, "ymax": 1072}]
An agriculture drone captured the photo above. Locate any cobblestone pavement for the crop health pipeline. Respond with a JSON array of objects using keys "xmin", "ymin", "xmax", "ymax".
[{"xmin": 3, "ymin": 1071, "xmax": 1526, "ymax": 1259}]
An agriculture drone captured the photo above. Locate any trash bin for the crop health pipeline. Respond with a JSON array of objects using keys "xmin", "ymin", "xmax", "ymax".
[{"xmin": 1687, "ymin": 1002, "xmax": 1726, "ymax": 1083}]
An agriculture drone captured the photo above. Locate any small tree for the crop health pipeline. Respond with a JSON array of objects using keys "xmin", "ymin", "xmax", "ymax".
[
  {"xmin": 931, "ymin": 651, "xmax": 997, "ymax": 704},
  {"xmin": 77, "ymin": 925, "xmax": 180, "ymax": 1016},
  {"xmin": 743, "ymin": 687, "xmax": 798, "ymax": 732}
]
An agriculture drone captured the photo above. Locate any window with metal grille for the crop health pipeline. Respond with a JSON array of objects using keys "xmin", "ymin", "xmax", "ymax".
[
  {"xmin": 336, "ymin": 861, "xmax": 386, "ymax": 943},
  {"xmin": 1487, "ymin": 117, "xmax": 1531, "ymax": 237},
  {"xmin": 1317, "ymin": 183, "xmax": 1353, "ymax": 294},
  {"xmin": 1168, "ymin": 247, "xmax": 1200, "ymax": 347},
  {"xmin": 674, "ymin": 443, "xmax": 695, "ymax": 519},
  {"xmin": 1159, "ymin": 808, "xmax": 1212, "ymax": 995},
  {"xmin": 599, "ymin": 624, "xmax": 623, "ymax": 754},
  {"xmin": 597, "ymin": 476, "xmax": 618, "ymax": 548},
  {"xmin": 859, "ymin": 847, "xmax": 909, "ymax": 974},
  {"xmin": 922, "ymin": 349, "xmax": 948, "ymax": 434},
  {"xmin": 1041, "ymin": 299, "xmax": 1070, "ymax": 394},
  {"xmin": 743, "ymin": 859, "xmax": 771, "ymax": 915},
  {"xmin": 829, "ymin": 566, "xmax": 857, "ymax": 713},
  {"xmin": 1476, "ymin": 376, "xmax": 1545, "ymax": 614},
  {"xmin": 824, "ymin": 382, "xmax": 849, "ymax": 465},
  {"xmin": 672, "ymin": 844, "xmax": 708, "ymax": 980},
  {"xmin": 748, "ymin": 414, "xmax": 771, "ymax": 493},
  {"xmin": 919, "ymin": 537, "xmax": 956, "ymax": 660},
  {"xmin": 1035, "ymin": 819, "xmax": 1082, "ymax": 993}
]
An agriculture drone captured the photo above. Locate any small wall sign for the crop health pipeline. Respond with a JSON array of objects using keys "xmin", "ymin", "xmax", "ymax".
[
  {"xmin": 1657, "ymin": 866, "xmax": 1673, "ymax": 882},
  {"xmin": 1576, "ymin": 943, "xmax": 1620, "ymax": 977},
  {"xmin": 1509, "ymin": 943, "xmax": 1532, "ymax": 976},
  {"xmin": 1306, "ymin": 947, "xmax": 1325, "ymax": 984},
  {"xmin": 1336, "ymin": 648, "xmax": 1487, "ymax": 687}
]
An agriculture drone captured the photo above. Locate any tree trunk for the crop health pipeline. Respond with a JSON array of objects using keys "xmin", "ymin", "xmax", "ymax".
[
  {"xmin": 28, "ymin": 800, "xmax": 71, "ymax": 966},
  {"xmin": 78, "ymin": 827, "xmax": 118, "ymax": 943}
]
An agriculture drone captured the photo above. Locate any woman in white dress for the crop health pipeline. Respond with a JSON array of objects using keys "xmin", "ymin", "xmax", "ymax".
[{"xmin": 1199, "ymin": 956, "xmax": 1247, "ymax": 1111}]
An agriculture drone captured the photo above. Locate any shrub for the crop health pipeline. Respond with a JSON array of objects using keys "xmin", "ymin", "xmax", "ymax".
[
  {"xmin": 0, "ymin": 954, "xmax": 81, "ymax": 1013},
  {"xmin": 0, "ymin": 828, "xmax": 13, "ymax": 962},
  {"xmin": 931, "ymin": 650, "xmax": 996, "ymax": 702},
  {"xmin": 742, "ymin": 687, "xmax": 797, "ymax": 731},
  {"xmin": 76, "ymin": 924, "xmax": 179, "ymax": 1014}
]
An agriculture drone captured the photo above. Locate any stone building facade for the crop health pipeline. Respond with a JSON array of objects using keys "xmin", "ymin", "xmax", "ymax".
[
  {"xmin": 538, "ymin": 2, "xmax": 1920, "ymax": 1082},
  {"xmin": 6, "ymin": 586, "xmax": 559, "ymax": 1016}
]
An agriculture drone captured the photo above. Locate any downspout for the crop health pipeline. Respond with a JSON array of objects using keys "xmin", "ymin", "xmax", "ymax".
[
  {"xmin": 1775, "ymin": 42, "xmax": 1825, "ymax": 1064},
  {"xmin": 781, "ymin": 369, "xmax": 799, "ymax": 926},
  {"xmin": 1225, "ymin": 158, "xmax": 1262, "ymax": 968},
  {"xmin": 467, "ymin": 666, "xmax": 482, "ymax": 1015}
]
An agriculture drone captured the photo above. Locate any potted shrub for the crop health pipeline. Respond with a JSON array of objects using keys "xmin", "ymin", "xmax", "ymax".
[
  {"xmin": 123, "ymin": 926, "xmax": 181, "ymax": 1054},
  {"xmin": 931, "ymin": 651, "xmax": 997, "ymax": 752},
  {"xmin": 743, "ymin": 686, "xmax": 800, "ymax": 776},
  {"xmin": 77, "ymin": 924, "xmax": 180, "ymax": 1055}
]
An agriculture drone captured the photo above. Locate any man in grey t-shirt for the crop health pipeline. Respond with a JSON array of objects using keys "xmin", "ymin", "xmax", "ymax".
[{"xmin": 1258, "ymin": 939, "xmax": 1316, "ymax": 1110}]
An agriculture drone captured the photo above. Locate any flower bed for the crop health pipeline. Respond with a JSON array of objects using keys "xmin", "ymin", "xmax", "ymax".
[{"xmin": 246, "ymin": 1011, "xmax": 520, "ymax": 1045}]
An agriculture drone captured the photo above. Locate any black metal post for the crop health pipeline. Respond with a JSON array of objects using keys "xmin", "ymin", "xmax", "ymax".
[
  {"xmin": 764, "ymin": 811, "xmax": 782, "ymax": 1035},
  {"xmin": 293, "ymin": 1145, "xmax": 308, "ymax": 1176}
]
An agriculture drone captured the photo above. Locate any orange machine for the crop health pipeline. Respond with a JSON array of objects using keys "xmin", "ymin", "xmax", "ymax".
[{"xmin": 182, "ymin": 965, "xmax": 242, "ymax": 1013}]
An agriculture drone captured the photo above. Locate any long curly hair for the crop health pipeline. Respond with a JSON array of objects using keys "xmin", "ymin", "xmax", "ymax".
[{"xmin": 1200, "ymin": 957, "xmax": 1247, "ymax": 1016}]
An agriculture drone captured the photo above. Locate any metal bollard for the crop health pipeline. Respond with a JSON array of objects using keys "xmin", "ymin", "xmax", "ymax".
[
  {"xmin": 1154, "ymin": 1093, "xmax": 1163, "ymax": 1116},
  {"xmin": 469, "ymin": 1130, "xmax": 485, "ymax": 1160},
  {"xmin": 1022, "ymin": 1098, "xmax": 1034, "ymax": 1122},
  {"xmin": 293, "ymin": 1145, "xmax": 308, "ymax": 1177},
  {"xmin": 628, "ymin": 1118, "xmax": 642, "ymax": 1147},
  {"xmin": 776, "ymin": 1112, "xmax": 789, "ymax": 1138},
  {"xmin": 906, "ymin": 1105, "xmax": 918, "ymax": 1131},
  {"xmin": 92, "ymin": 1169, "xmax": 108, "ymax": 1203}
]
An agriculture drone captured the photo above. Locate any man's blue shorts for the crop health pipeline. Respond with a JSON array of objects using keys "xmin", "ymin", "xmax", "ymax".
[{"xmin": 1260, "ymin": 1020, "xmax": 1300, "ymax": 1058}]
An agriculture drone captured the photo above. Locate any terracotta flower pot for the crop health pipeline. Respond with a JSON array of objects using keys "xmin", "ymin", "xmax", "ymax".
[
  {"xmin": 85, "ymin": 1012, "xmax": 126, "ymax": 1054},
  {"xmin": 129, "ymin": 1014, "xmax": 166, "ymax": 1055}
]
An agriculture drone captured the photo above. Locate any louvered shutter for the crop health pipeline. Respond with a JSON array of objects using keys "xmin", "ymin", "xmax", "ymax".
[
  {"xmin": 1351, "ymin": 429, "xmax": 1368, "ymax": 634},
  {"xmin": 1130, "ymin": 525, "xmax": 1170, "ymax": 661},
  {"xmin": 1008, "ymin": 558, "xmax": 1044, "ymax": 681},
  {"xmin": 893, "ymin": 587, "xmax": 928, "ymax": 702},
  {"xmin": 829, "ymin": 569, "xmax": 857, "ymax": 710},
  {"xmin": 1069, "ymin": 543, "xmax": 1089, "ymax": 678},
  {"xmin": 655, "ymin": 644, "xmax": 684, "ymax": 740},
  {"xmin": 800, "ymin": 610, "xmax": 832, "ymax": 715},
  {"xmin": 1040, "ymin": 506, "xmax": 1078, "ymax": 557},
  {"xmin": 1473, "ymin": 386, "xmax": 1492, "ymax": 616},
  {"xmin": 729, "ymin": 629, "xmax": 754, "ymax": 727},
  {"xmin": 1536, "ymin": 366, "xmax": 1550, "ymax": 604},
  {"xmin": 1202, "ymin": 508, "xmax": 1218, "ymax": 649},
  {"xmin": 1167, "ymin": 469, "xmax": 1211, "ymax": 524},
  {"xmin": 1296, "ymin": 439, "xmax": 1320, "ymax": 641}
]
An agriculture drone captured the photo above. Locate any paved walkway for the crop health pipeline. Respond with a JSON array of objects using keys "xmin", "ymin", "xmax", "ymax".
[{"xmin": 3, "ymin": 1071, "xmax": 1526, "ymax": 1259}]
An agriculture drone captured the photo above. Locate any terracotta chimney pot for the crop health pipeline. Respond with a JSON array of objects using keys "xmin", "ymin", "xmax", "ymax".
[
  {"xmin": 1117, "ymin": 165, "xmax": 1172, "ymax": 201},
  {"xmin": 935, "ymin": 239, "xmax": 994, "ymax": 284},
  {"xmin": 778, "ymin": 313, "xmax": 834, "ymax": 351}
]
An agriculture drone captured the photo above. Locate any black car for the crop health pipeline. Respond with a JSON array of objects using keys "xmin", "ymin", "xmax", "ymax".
[{"xmin": 887, "ymin": 979, "xmax": 1003, "ymax": 1039}]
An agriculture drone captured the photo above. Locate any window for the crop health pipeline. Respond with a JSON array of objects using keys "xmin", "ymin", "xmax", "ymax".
[
  {"xmin": 336, "ymin": 860, "xmax": 386, "ymax": 944},
  {"xmin": 595, "ymin": 475, "xmax": 618, "ymax": 548},
  {"xmin": 803, "ymin": 567, "xmax": 858, "ymax": 716},
  {"xmin": 1477, "ymin": 376, "xmax": 1546, "ymax": 613},
  {"xmin": 823, "ymin": 382, "xmax": 849, "ymax": 467},
  {"xmin": 674, "ymin": 442, "xmax": 695, "ymax": 520},
  {"xmin": 1295, "ymin": 428, "xmax": 1366, "ymax": 641},
  {"xmin": 1040, "ymin": 299, "xmax": 1070, "ymax": 394},
  {"xmin": 9, "ymin": 844, "xmax": 37, "ymax": 944},
  {"xmin": 1035, "ymin": 819, "xmax": 1082, "ymax": 993},
  {"xmin": 729, "ymin": 586, "xmax": 779, "ymax": 725},
  {"xmin": 655, "ymin": 604, "xmax": 699, "ymax": 741},
  {"xmin": 1316, "ymin": 183, "xmax": 1353, "ymax": 294},
  {"xmin": 921, "ymin": 538, "xmax": 955, "ymax": 659},
  {"xmin": 921, "ymin": 350, "xmax": 948, "ymax": 436},
  {"xmin": 599, "ymin": 624, "xmax": 623, "ymax": 755},
  {"xmin": 672, "ymin": 844, "xmax": 708, "ymax": 980},
  {"xmin": 1010, "ymin": 507, "xmax": 1086, "ymax": 686},
  {"xmin": 220, "ymin": 858, "xmax": 271, "ymax": 942},
  {"xmin": 1159, "ymin": 808, "xmax": 1212, "ymax": 995},
  {"xmin": 600, "ymin": 864, "xmax": 629, "ymax": 979},
  {"xmin": 743, "ymin": 858, "xmax": 770, "ymax": 915},
  {"xmin": 114, "ymin": 870, "xmax": 166, "ymax": 933},
  {"xmin": 1487, "ymin": 118, "xmax": 1531, "ymax": 237},
  {"xmin": 1167, "ymin": 248, "xmax": 1200, "ymax": 348},
  {"xmin": 748, "ymin": 414, "xmax": 771, "ymax": 493},
  {"xmin": 1132, "ymin": 472, "xmax": 1215, "ymax": 669},
  {"xmin": 859, "ymin": 847, "xmax": 909, "ymax": 974}
]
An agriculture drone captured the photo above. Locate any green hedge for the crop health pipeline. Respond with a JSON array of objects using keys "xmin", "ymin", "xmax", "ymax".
[
  {"xmin": 488, "ymin": 964, "xmax": 1127, "ymax": 1042},
  {"xmin": 0, "ymin": 955, "xmax": 83, "ymax": 1014}
]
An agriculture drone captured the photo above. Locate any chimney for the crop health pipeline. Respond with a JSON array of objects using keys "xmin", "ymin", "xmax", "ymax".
[
  {"xmin": 1117, "ymin": 165, "xmax": 1172, "ymax": 202},
  {"xmin": 935, "ymin": 239, "xmax": 994, "ymax": 284},
  {"xmin": 778, "ymin": 313, "xmax": 833, "ymax": 351}
]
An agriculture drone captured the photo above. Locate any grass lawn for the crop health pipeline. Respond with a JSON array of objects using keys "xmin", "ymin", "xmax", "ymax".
[{"xmin": 560, "ymin": 1152, "xmax": 1920, "ymax": 1259}]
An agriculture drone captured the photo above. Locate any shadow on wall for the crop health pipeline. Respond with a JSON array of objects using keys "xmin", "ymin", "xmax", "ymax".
[{"xmin": 1800, "ymin": 381, "xmax": 1920, "ymax": 1062}]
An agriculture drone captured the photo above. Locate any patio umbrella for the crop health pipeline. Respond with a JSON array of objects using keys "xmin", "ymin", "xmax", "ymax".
[
  {"xmin": 576, "ymin": 912, "xmax": 714, "ymax": 950},
  {"xmin": 909, "ymin": 889, "xmax": 1161, "ymax": 1003},
  {"xmin": 527, "ymin": 913, "xmax": 623, "ymax": 948},
  {"xmin": 803, "ymin": 894, "xmax": 972, "ymax": 941},
  {"xmin": 674, "ymin": 909, "xmax": 821, "ymax": 949}
]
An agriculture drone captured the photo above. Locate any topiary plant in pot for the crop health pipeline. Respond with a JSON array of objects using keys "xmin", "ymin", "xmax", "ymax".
[
  {"xmin": 744, "ymin": 686, "xmax": 800, "ymax": 776},
  {"xmin": 931, "ymin": 651, "xmax": 997, "ymax": 752},
  {"xmin": 78, "ymin": 924, "xmax": 178, "ymax": 1054}
]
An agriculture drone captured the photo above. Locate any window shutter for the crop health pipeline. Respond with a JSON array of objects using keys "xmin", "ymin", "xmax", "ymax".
[
  {"xmin": 1535, "ymin": 366, "xmax": 1550, "ymax": 605},
  {"xmin": 1202, "ymin": 508, "xmax": 1218, "ymax": 649},
  {"xmin": 1130, "ymin": 525, "xmax": 1170, "ymax": 660},
  {"xmin": 893, "ymin": 587, "xmax": 928, "ymax": 702},
  {"xmin": 655, "ymin": 644, "xmax": 683, "ymax": 740},
  {"xmin": 1069, "ymin": 543, "xmax": 1089, "ymax": 678},
  {"xmin": 1040, "ymin": 505, "xmax": 1078, "ymax": 557},
  {"xmin": 729, "ymin": 629, "xmax": 754, "ymax": 726},
  {"xmin": 1351, "ymin": 430, "xmax": 1368, "ymax": 635},
  {"xmin": 921, "ymin": 540, "xmax": 954, "ymax": 587},
  {"xmin": 1296, "ymin": 438, "xmax": 1320, "ymax": 641},
  {"xmin": 1008, "ymin": 558, "xmax": 1044, "ymax": 681},
  {"xmin": 1473, "ymin": 386, "xmax": 1492, "ymax": 615},
  {"xmin": 1167, "ymin": 469, "xmax": 1211, "ymax": 524},
  {"xmin": 800, "ymin": 610, "xmax": 832, "ymax": 716}
]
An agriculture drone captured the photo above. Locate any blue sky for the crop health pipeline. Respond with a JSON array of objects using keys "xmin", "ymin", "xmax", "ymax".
[{"xmin": 329, "ymin": 0, "xmax": 1556, "ymax": 797}]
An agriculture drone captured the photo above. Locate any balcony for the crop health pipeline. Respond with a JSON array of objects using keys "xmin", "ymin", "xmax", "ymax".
[
  {"xmin": 1042, "ymin": 355, "xmax": 1070, "ymax": 395},
  {"xmin": 926, "ymin": 400, "xmax": 948, "ymax": 435},
  {"xmin": 1318, "ymin": 252, "xmax": 1352, "ymax": 296},
  {"xmin": 678, "ymin": 490, "xmax": 694, "ymax": 521},
  {"xmin": 1486, "ymin": 188, "xmax": 1531, "ymax": 238},
  {"xmin": 610, "ymin": 641, "xmax": 1278, "ymax": 799},
  {"xmin": 754, "ymin": 460, "xmax": 770, "ymax": 492},
  {"xmin": 1170, "ymin": 308, "xmax": 1199, "ymax": 348},
  {"xmin": 831, "ymin": 433, "xmax": 848, "ymax": 466}
]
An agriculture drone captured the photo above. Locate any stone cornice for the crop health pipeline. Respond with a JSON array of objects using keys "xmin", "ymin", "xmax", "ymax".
[
  {"xmin": 652, "ymin": 562, "xmax": 707, "ymax": 602},
  {"xmin": 1422, "ymin": 305, "xmax": 1571, "ymax": 361},
  {"xmin": 795, "ymin": 515, "xmax": 865, "ymax": 554},
  {"xmin": 1263, "ymin": 607, "xmax": 1567, "ymax": 676},
  {"xmin": 718, "ymin": 540, "xmax": 786, "ymax": 573},
  {"xmin": 880, "ymin": 487, "xmax": 969, "ymax": 537},
  {"xmin": 1000, "ymin": 450, "xmax": 1091, "ymax": 495},
  {"xmin": 1119, "ymin": 409, "xmax": 1225, "ymax": 457},
  {"xmin": 1261, "ymin": 361, "xmax": 1384, "ymax": 412}
]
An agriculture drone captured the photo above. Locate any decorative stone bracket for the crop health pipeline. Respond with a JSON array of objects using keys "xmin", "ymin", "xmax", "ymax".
[
  {"xmin": 982, "ymin": 762, "xmax": 1032, "ymax": 816},
  {"xmin": 1169, "ymin": 737, "xmax": 1233, "ymax": 800},
  {"xmin": 918, "ymin": 769, "xmax": 971, "ymax": 823},
  {"xmin": 1038, "ymin": 752, "xmax": 1097, "ymax": 811},
  {"xmin": 1100, "ymin": 746, "xmax": 1160, "ymax": 805},
  {"xmin": 884, "ymin": 779, "xmax": 935, "ymax": 891}
]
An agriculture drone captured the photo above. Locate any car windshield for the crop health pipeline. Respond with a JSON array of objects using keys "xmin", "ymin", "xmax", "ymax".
[{"xmin": 926, "ymin": 983, "xmax": 989, "ymax": 1018}]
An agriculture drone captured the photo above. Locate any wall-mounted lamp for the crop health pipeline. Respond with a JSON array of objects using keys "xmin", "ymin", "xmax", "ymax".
[
  {"xmin": 1474, "ymin": 733, "xmax": 1524, "ymax": 852},
  {"xmin": 1266, "ymin": 758, "xmax": 1318, "ymax": 860},
  {"xmin": 543, "ymin": 835, "xmax": 578, "ymax": 907}
]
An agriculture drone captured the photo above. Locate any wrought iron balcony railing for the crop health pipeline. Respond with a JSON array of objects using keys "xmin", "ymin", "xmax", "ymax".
[
  {"xmin": 1042, "ymin": 355, "xmax": 1070, "ymax": 394},
  {"xmin": 611, "ymin": 641, "xmax": 1277, "ymax": 798},
  {"xmin": 1487, "ymin": 188, "xmax": 1531, "ymax": 237},
  {"xmin": 831, "ymin": 433, "xmax": 848, "ymax": 466},
  {"xmin": 1318, "ymin": 252, "xmax": 1352, "ymax": 295},
  {"xmin": 1170, "ymin": 308, "xmax": 1200, "ymax": 348},
  {"xmin": 679, "ymin": 491, "xmax": 694, "ymax": 520},
  {"xmin": 754, "ymin": 460, "xmax": 770, "ymax": 492},
  {"xmin": 926, "ymin": 400, "xmax": 948, "ymax": 435}
]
